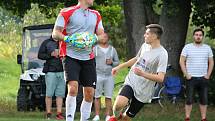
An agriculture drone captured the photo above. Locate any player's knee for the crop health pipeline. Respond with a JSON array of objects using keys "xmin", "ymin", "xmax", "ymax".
[
  {"xmin": 84, "ymin": 90, "xmax": 94, "ymax": 101},
  {"xmin": 68, "ymin": 85, "xmax": 78, "ymax": 96},
  {"xmin": 113, "ymin": 101, "xmax": 122, "ymax": 112}
]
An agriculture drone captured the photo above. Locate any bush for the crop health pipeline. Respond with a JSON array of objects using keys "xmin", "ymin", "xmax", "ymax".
[{"xmin": 0, "ymin": 4, "xmax": 56, "ymax": 58}]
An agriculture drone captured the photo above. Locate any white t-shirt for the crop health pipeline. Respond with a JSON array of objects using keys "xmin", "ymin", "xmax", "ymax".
[{"xmin": 124, "ymin": 43, "xmax": 168, "ymax": 103}]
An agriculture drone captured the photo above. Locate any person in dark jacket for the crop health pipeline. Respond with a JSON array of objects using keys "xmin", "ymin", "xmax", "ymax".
[{"xmin": 38, "ymin": 37, "xmax": 65, "ymax": 120}]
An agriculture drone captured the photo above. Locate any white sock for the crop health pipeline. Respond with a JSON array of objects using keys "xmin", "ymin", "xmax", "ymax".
[
  {"xmin": 80, "ymin": 100, "xmax": 92, "ymax": 121},
  {"xmin": 66, "ymin": 96, "xmax": 76, "ymax": 121}
]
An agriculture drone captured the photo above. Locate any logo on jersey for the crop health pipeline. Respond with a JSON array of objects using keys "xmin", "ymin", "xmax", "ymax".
[{"xmin": 136, "ymin": 58, "xmax": 149, "ymax": 71}]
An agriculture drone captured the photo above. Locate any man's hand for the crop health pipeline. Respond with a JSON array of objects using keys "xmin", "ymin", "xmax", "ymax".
[
  {"xmin": 51, "ymin": 49, "xmax": 59, "ymax": 58},
  {"xmin": 204, "ymin": 75, "xmax": 210, "ymax": 80},
  {"xmin": 185, "ymin": 73, "xmax": 192, "ymax": 80},
  {"xmin": 133, "ymin": 67, "xmax": 144, "ymax": 77},
  {"xmin": 106, "ymin": 59, "xmax": 113, "ymax": 65},
  {"xmin": 112, "ymin": 67, "xmax": 119, "ymax": 76}
]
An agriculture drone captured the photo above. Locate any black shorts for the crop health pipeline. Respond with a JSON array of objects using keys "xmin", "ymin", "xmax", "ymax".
[
  {"xmin": 119, "ymin": 85, "xmax": 144, "ymax": 118},
  {"xmin": 62, "ymin": 56, "xmax": 96, "ymax": 88},
  {"xmin": 185, "ymin": 77, "xmax": 208, "ymax": 105}
]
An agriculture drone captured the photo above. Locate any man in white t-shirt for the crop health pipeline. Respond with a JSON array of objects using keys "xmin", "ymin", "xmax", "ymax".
[
  {"xmin": 108, "ymin": 24, "xmax": 168, "ymax": 121},
  {"xmin": 180, "ymin": 28, "xmax": 214, "ymax": 121}
]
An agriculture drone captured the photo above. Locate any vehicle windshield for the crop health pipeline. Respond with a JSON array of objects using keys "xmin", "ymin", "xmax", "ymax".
[{"xmin": 22, "ymin": 28, "xmax": 52, "ymax": 71}]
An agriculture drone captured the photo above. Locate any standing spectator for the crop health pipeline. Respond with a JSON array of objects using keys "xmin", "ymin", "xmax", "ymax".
[
  {"xmin": 108, "ymin": 24, "xmax": 168, "ymax": 121},
  {"xmin": 38, "ymin": 37, "xmax": 65, "ymax": 120},
  {"xmin": 180, "ymin": 28, "xmax": 214, "ymax": 121},
  {"xmin": 52, "ymin": 0, "xmax": 106, "ymax": 120},
  {"xmin": 92, "ymin": 33, "xmax": 119, "ymax": 121}
]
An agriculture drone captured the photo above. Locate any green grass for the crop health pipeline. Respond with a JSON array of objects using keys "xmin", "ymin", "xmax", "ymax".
[
  {"xmin": 0, "ymin": 58, "xmax": 215, "ymax": 121},
  {"xmin": 0, "ymin": 57, "xmax": 20, "ymax": 98}
]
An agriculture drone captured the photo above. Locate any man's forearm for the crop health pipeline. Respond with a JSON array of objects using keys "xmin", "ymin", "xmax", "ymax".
[
  {"xmin": 52, "ymin": 25, "xmax": 65, "ymax": 41},
  {"xmin": 141, "ymin": 72, "xmax": 165, "ymax": 83},
  {"xmin": 180, "ymin": 63, "xmax": 188, "ymax": 76},
  {"xmin": 52, "ymin": 31, "xmax": 65, "ymax": 41},
  {"xmin": 207, "ymin": 58, "xmax": 214, "ymax": 77},
  {"xmin": 117, "ymin": 57, "xmax": 137, "ymax": 70},
  {"xmin": 179, "ymin": 56, "xmax": 188, "ymax": 76}
]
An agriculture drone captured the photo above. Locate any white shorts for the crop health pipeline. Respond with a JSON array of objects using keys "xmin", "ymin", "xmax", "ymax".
[{"xmin": 94, "ymin": 74, "xmax": 114, "ymax": 98}]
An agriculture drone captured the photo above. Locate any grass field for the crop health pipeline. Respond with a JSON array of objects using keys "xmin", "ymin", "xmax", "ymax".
[{"xmin": 0, "ymin": 57, "xmax": 215, "ymax": 121}]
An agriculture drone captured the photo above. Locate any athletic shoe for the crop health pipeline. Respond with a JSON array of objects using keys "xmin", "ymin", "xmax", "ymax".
[
  {"xmin": 185, "ymin": 118, "xmax": 190, "ymax": 121},
  {"xmin": 46, "ymin": 113, "xmax": 52, "ymax": 120},
  {"xmin": 105, "ymin": 115, "xmax": 110, "ymax": 121},
  {"xmin": 92, "ymin": 115, "xmax": 100, "ymax": 121},
  {"xmin": 108, "ymin": 116, "xmax": 118, "ymax": 121},
  {"xmin": 56, "ymin": 113, "xmax": 64, "ymax": 120},
  {"xmin": 108, "ymin": 113, "xmax": 123, "ymax": 121}
]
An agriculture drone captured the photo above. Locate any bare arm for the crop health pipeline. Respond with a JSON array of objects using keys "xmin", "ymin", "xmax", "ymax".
[
  {"xmin": 112, "ymin": 57, "xmax": 137, "ymax": 75},
  {"xmin": 52, "ymin": 25, "xmax": 65, "ymax": 41},
  {"xmin": 205, "ymin": 57, "xmax": 214, "ymax": 79},
  {"xmin": 133, "ymin": 68, "xmax": 166, "ymax": 83},
  {"xmin": 179, "ymin": 55, "xmax": 191, "ymax": 80}
]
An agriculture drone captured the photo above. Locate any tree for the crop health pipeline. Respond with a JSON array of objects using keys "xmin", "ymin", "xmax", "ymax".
[
  {"xmin": 1, "ymin": 0, "xmax": 214, "ymax": 70},
  {"xmin": 0, "ymin": 0, "xmax": 114, "ymax": 18},
  {"xmin": 159, "ymin": 0, "xmax": 191, "ymax": 71},
  {"xmin": 123, "ymin": 0, "xmax": 192, "ymax": 72},
  {"xmin": 0, "ymin": 1, "xmax": 76, "ymax": 17},
  {"xmin": 192, "ymin": 0, "xmax": 215, "ymax": 39}
]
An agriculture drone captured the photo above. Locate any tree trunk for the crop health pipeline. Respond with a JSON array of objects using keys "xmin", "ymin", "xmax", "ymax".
[
  {"xmin": 123, "ymin": 0, "xmax": 191, "ymax": 74},
  {"xmin": 123, "ymin": 0, "xmax": 150, "ymax": 58},
  {"xmin": 159, "ymin": 0, "xmax": 191, "ymax": 72},
  {"xmin": 123, "ymin": 0, "xmax": 159, "ymax": 59}
]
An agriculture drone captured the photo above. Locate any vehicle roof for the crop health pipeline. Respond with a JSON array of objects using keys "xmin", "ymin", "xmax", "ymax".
[{"xmin": 22, "ymin": 24, "xmax": 54, "ymax": 32}]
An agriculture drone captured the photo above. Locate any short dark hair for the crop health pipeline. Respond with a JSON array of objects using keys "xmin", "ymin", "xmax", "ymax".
[
  {"xmin": 193, "ymin": 28, "xmax": 204, "ymax": 36},
  {"xmin": 146, "ymin": 24, "xmax": 164, "ymax": 39}
]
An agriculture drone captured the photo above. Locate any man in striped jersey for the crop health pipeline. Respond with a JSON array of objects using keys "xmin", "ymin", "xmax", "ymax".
[{"xmin": 180, "ymin": 28, "xmax": 214, "ymax": 121}]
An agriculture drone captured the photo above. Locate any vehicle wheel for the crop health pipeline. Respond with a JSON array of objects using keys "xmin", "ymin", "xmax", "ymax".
[{"xmin": 17, "ymin": 87, "xmax": 28, "ymax": 111}]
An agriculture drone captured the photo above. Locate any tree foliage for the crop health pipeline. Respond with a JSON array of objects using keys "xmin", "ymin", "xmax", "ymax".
[
  {"xmin": 96, "ymin": 4, "xmax": 126, "ymax": 58},
  {"xmin": 192, "ymin": 0, "xmax": 215, "ymax": 38},
  {"xmin": 0, "ymin": 0, "xmax": 76, "ymax": 17},
  {"xmin": 0, "ymin": 0, "xmax": 126, "ymax": 58},
  {"xmin": 0, "ymin": 4, "xmax": 55, "ymax": 58}
]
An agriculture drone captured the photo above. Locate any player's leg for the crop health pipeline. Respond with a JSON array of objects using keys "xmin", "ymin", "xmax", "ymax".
[
  {"xmin": 109, "ymin": 85, "xmax": 133, "ymax": 121},
  {"xmin": 122, "ymin": 96, "xmax": 144, "ymax": 121},
  {"xmin": 185, "ymin": 78, "xmax": 195, "ymax": 120},
  {"xmin": 93, "ymin": 75, "xmax": 104, "ymax": 121},
  {"xmin": 55, "ymin": 72, "xmax": 66, "ymax": 120},
  {"xmin": 45, "ymin": 72, "xmax": 56, "ymax": 119},
  {"xmin": 198, "ymin": 77, "xmax": 209, "ymax": 120},
  {"xmin": 93, "ymin": 98, "xmax": 101, "ymax": 121},
  {"xmin": 63, "ymin": 57, "xmax": 81, "ymax": 121},
  {"xmin": 80, "ymin": 59, "xmax": 97, "ymax": 121},
  {"xmin": 104, "ymin": 76, "xmax": 114, "ymax": 121}
]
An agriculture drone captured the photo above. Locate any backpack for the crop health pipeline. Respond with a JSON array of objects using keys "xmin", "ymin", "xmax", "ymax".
[{"xmin": 164, "ymin": 76, "xmax": 182, "ymax": 95}]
